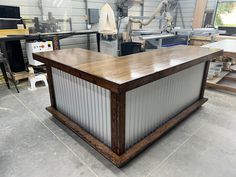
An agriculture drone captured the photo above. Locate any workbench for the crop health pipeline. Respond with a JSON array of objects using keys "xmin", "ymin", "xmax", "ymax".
[
  {"xmin": 0, "ymin": 30, "xmax": 100, "ymax": 51},
  {"xmin": 0, "ymin": 30, "xmax": 100, "ymax": 92},
  {"xmin": 203, "ymin": 40, "xmax": 236, "ymax": 93},
  {"xmin": 33, "ymin": 46, "xmax": 222, "ymax": 167}
]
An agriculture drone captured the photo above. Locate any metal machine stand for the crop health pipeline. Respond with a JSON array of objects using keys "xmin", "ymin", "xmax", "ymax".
[{"xmin": 0, "ymin": 52, "xmax": 19, "ymax": 93}]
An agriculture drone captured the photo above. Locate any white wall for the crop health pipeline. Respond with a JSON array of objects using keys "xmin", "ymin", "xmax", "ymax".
[{"xmin": 1, "ymin": 0, "xmax": 217, "ymax": 52}]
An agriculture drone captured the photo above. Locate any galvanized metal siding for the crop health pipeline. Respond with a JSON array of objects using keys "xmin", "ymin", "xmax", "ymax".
[
  {"xmin": 125, "ymin": 62, "xmax": 205, "ymax": 149},
  {"xmin": 175, "ymin": 0, "xmax": 196, "ymax": 28},
  {"xmin": 52, "ymin": 67, "xmax": 112, "ymax": 147}
]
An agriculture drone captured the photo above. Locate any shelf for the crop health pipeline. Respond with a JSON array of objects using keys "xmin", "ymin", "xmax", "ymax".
[
  {"xmin": 6, "ymin": 71, "xmax": 31, "ymax": 81},
  {"xmin": 207, "ymin": 71, "xmax": 229, "ymax": 84}
]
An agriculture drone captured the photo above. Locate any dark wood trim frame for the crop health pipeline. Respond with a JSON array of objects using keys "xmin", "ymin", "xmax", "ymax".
[
  {"xmin": 32, "ymin": 55, "xmax": 120, "ymax": 93},
  {"xmin": 199, "ymin": 61, "xmax": 210, "ymax": 99},
  {"xmin": 111, "ymin": 93, "xmax": 125, "ymax": 155},
  {"xmin": 46, "ymin": 65, "xmax": 57, "ymax": 108},
  {"xmin": 207, "ymin": 82, "xmax": 236, "ymax": 93},
  {"xmin": 46, "ymin": 98, "xmax": 207, "ymax": 167},
  {"xmin": 46, "ymin": 106, "xmax": 121, "ymax": 164},
  {"xmin": 118, "ymin": 54, "xmax": 220, "ymax": 93}
]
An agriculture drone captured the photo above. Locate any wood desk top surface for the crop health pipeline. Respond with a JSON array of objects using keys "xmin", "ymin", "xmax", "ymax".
[
  {"xmin": 203, "ymin": 39, "xmax": 236, "ymax": 54},
  {"xmin": 34, "ymin": 45, "xmax": 222, "ymax": 92}
]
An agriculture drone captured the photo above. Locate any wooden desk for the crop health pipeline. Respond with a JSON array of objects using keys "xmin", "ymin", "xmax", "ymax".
[
  {"xmin": 33, "ymin": 46, "xmax": 222, "ymax": 167},
  {"xmin": 203, "ymin": 40, "xmax": 236, "ymax": 93}
]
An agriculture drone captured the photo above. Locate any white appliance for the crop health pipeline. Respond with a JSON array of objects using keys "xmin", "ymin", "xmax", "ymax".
[{"xmin": 26, "ymin": 41, "xmax": 53, "ymax": 66}]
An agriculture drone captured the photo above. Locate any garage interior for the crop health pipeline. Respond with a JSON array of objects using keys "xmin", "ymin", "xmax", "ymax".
[{"xmin": 1, "ymin": 0, "xmax": 236, "ymax": 177}]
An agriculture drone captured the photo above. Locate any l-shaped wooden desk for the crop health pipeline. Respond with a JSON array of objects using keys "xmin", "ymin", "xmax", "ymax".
[{"xmin": 33, "ymin": 46, "xmax": 222, "ymax": 167}]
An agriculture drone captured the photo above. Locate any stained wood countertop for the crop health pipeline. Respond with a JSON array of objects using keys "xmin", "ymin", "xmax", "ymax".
[{"xmin": 33, "ymin": 46, "xmax": 223, "ymax": 92}]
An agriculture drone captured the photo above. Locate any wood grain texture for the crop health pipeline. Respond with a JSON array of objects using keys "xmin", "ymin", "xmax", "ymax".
[
  {"xmin": 46, "ymin": 65, "xmax": 57, "ymax": 108},
  {"xmin": 207, "ymin": 71, "xmax": 229, "ymax": 84},
  {"xmin": 207, "ymin": 83, "xmax": 236, "ymax": 93},
  {"xmin": 34, "ymin": 47, "xmax": 113, "ymax": 66},
  {"xmin": 0, "ymin": 29, "xmax": 29, "ymax": 37},
  {"xmin": 111, "ymin": 93, "xmax": 125, "ymax": 155},
  {"xmin": 34, "ymin": 46, "xmax": 223, "ymax": 93}
]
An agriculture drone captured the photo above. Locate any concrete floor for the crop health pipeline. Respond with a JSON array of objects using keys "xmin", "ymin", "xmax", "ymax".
[{"xmin": 1, "ymin": 83, "xmax": 236, "ymax": 177}]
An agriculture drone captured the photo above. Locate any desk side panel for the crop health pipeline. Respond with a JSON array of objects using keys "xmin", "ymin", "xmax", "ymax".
[
  {"xmin": 52, "ymin": 67, "xmax": 111, "ymax": 147},
  {"xmin": 125, "ymin": 62, "xmax": 205, "ymax": 149}
]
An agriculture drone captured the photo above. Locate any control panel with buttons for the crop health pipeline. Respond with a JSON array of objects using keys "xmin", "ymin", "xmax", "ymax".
[{"xmin": 26, "ymin": 41, "xmax": 53, "ymax": 66}]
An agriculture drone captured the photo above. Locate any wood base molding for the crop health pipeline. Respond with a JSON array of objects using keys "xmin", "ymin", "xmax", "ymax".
[{"xmin": 47, "ymin": 98, "xmax": 207, "ymax": 167}]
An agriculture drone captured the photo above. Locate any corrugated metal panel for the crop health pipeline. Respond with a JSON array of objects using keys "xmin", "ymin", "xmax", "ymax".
[
  {"xmin": 125, "ymin": 62, "xmax": 206, "ymax": 149},
  {"xmin": 52, "ymin": 67, "xmax": 111, "ymax": 147},
  {"xmin": 176, "ymin": 0, "xmax": 196, "ymax": 28}
]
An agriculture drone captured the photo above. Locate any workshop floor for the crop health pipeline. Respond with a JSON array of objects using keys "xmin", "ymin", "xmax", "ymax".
[{"xmin": 1, "ymin": 83, "xmax": 236, "ymax": 177}]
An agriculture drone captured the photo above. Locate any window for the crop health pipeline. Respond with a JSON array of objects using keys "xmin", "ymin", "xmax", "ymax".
[{"xmin": 215, "ymin": 1, "xmax": 236, "ymax": 27}]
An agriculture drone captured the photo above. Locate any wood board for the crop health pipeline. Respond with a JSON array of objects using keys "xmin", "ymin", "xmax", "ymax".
[{"xmin": 0, "ymin": 29, "xmax": 29, "ymax": 37}]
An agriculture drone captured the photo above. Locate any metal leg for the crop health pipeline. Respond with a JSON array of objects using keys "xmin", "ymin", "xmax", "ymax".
[
  {"xmin": 0, "ymin": 62, "xmax": 10, "ymax": 89},
  {"xmin": 9, "ymin": 71, "xmax": 19, "ymax": 93},
  {"xmin": 157, "ymin": 39, "xmax": 163, "ymax": 49},
  {"xmin": 96, "ymin": 33, "xmax": 101, "ymax": 52},
  {"xmin": 52, "ymin": 35, "xmax": 61, "ymax": 50},
  {"xmin": 0, "ymin": 42, "xmax": 20, "ymax": 93},
  {"xmin": 4, "ymin": 61, "xmax": 19, "ymax": 93},
  {"xmin": 3, "ymin": 61, "xmax": 20, "ymax": 93}
]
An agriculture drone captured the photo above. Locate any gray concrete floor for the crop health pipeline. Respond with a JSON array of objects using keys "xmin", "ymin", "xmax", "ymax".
[{"xmin": 1, "ymin": 83, "xmax": 236, "ymax": 177}]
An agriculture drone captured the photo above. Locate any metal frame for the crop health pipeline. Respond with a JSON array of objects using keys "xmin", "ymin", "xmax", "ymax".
[{"xmin": 0, "ymin": 52, "xmax": 19, "ymax": 92}]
